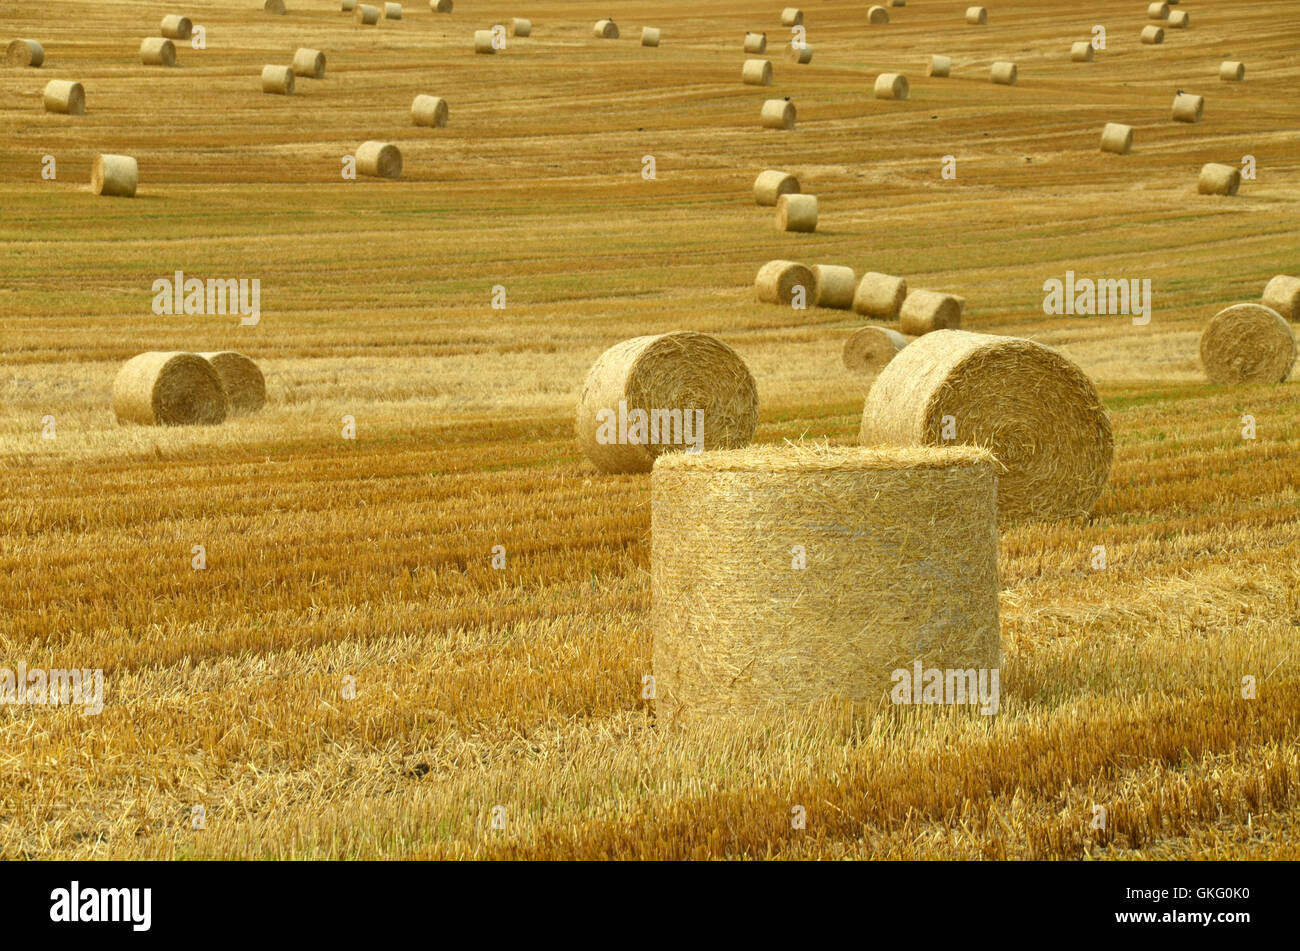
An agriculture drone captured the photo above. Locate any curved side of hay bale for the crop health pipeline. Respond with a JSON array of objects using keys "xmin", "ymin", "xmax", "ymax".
[
  {"xmin": 411, "ymin": 94, "xmax": 449, "ymax": 127},
  {"xmin": 356, "ymin": 4, "xmax": 380, "ymax": 25},
  {"xmin": 1172, "ymin": 93, "xmax": 1203, "ymax": 122},
  {"xmin": 861, "ymin": 329, "xmax": 1114, "ymax": 522},
  {"xmin": 383, "ymin": 2, "xmax": 402, "ymax": 19},
  {"xmin": 1197, "ymin": 163, "xmax": 1240, "ymax": 196},
  {"xmin": 780, "ymin": 8, "xmax": 803, "ymax": 26},
  {"xmin": 641, "ymin": 27, "xmax": 661, "ymax": 47},
  {"xmin": 1199, "ymin": 304, "xmax": 1296, "ymax": 384},
  {"xmin": 1071, "ymin": 41, "xmax": 1093, "ymax": 62},
  {"xmin": 430, "ymin": 0, "xmax": 452, "ymax": 11},
  {"xmin": 753, "ymin": 169, "xmax": 799, "ymax": 206},
  {"xmin": 811, "ymin": 265, "xmax": 857, "ymax": 310},
  {"xmin": 160, "ymin": 15, "xmax": 193, "ymax": 40},
  {"xmin": 899, "ymin": 290, "xmax": 963, "ymax": 335},
  {"xmin": 261, "ymin": 65, "xmax": 294, "ymax": 94},
  {"xmin": 473, "ymin": 30, "xmax": 495, "ymax": 53},
  {"xmin": 965, "ymin": 6, "xmax": 987, "ymax": 25},
  {"xmin": 1147, "ymin": 1, "xmax": 1169, "ymax": 19},
  {"xmin": 742, "ymin": 58, "xmax": 772, "ymax": 86},
  {"xmin": 356, "ymin": 141, "xmax": 402, "ymax": 179},
  {"xmin": 743, "ymin": 32, "xmax": 766, "ymax": 54},
  {"xmin": 1140, "ymin": 25, "xmax": 1164, "ymax": 44},
  {"xmin": 113, "ymin": 352, "xmax": 228, "ymax": 426},
  {"xmin": 991, "ymin": 61, "xmax": 1017, "ymax": 85},
  {"xmin": 198, "ymin": 351, "xmax": 267, "ymax": 414},
  {"xmin": 868, "ymin": 5, "xmax": 890, "ymax": 24},
  {"xmin": 760, "ymin": 98, "xmax": 795, "ymax": 129},
  {"xmin": 6, "ymin": 39, "xmax": 45, "ymax": 67},
  {"xmin": 1262, "ymin": 275, "xmax": 1300, "ymax": 320},
  {"xmin": 140, "ymin": 37, "xmax": 176, "ymax": 67},
  {"xmin": 509, "ymin": 18, "xmax": 531, "ymax": 37},
  {"xmin": 1219, "ymin": 60, "xmax": 1244, "ymax": 81},
  {"xmin": 776, "ymin": 194, "xmax": 817, "ymax": 232},
  {"xmin": 593, "ymin": 19, "xmax": 618, "ymax": 39},
  {"xmin": 651, "ymin": 444, "xmax": 1000, "ymax": 720},
  {"xmin": 265, "ymin": 0, "xmax": 287, "ymax": 13},
  {"xmin": 575, "ymin": 331, "xmax": 759, "ymax": 474},
  {"xmin": 92, "ymin": 154, "xmax": 137, "ymax": 197},
  {"xmin": 853, "ymin": 272, "xmax": 908, "ymax": 319},
  {"xmin": 927, "ymin": 55, "xmax": 951, "ymax": 77},
  {"xmin": 292, "ymin": 48, "xmax": 326, "ymax": 78},
  {"xmin": 43, "ymin": 80, "xmax": 85, "ymax": 115},
  {"xmin": 874, "ymin": 72, "xmax": 908, "ymax": 99},
  {"xmin": 1100, "ymin": 122, "xmax": 1133, "ymax": 154},
  {"xmin": 843, "ymin": 326, "xmax": 911, "ymax": 374},
  {"xmin": 755, "ymin": 260, "xmax": 813, "ymax": 305}
]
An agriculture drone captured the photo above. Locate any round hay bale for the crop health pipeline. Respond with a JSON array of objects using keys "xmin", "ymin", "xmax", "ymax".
[
  {"xmin": 1140, "ymin": 25, "xmax": 1164, "ymax": 44},
  {"xmin": 1262, "ymin": 275, "xmax": 1300, "ymax": 320},
  {"xmin": 473, "ymin": 30, "xmax": 495, "ymax": 53},
  {"xmin": 293, "ymin": 48, "xmax": 326, "ymax": 78},
  {"xmin": 641, "ymin": 27, "xmax": 661, "ymax": 47},
  {"xmin": 742, "ymin": 58, "xmax": 772, "ymax": 86},
  {"xmin": 991, "ymin": 61, "xmax": 1017, "ymax": 85},
  {"xmin": 430, "ymin": 0, "xmax": 452, "ymax": 11},
  {"xmin": 411, "ymin": 94, "xmax": 448, "ymax": 127},
  {"xmin": 509, "ymin": 18, "xmax": 531, "ymax": 37},
  {"xmin": 744, "ymin": 32, "xmax": 766, "ymax": 54},
  {"xmin": 780, "ymin": 8, "xmax": 803, "ymax": 26},
  {"xmin": 160, "ymin": 15, "xmax": 193, "ymax": 40},
  {"xmin": 383, "ymin": 2, "xmax": 402, "ymax": 19},
  {"xmin": 356, "ymin": 141, "xmax": 401, "ymax": 179},
  {"xmin": 843, "ymin": 326, "xmax": 911, "ymax": 374},
  {"xmin": 853, "ymin": 272, "xmax": 908, "ymax": 319},
  {"xmin": 1147, "ymin": 2, "xmax": 1169, "ymax": 19},
  {"xmin": 261, "ymin": 65, "xmax": 294, "ymax": 95},
  {"xmin": 356, "ymin": 4, "xmax": 380, "ymax": 25},
  {"xmin": 1172, "ymin": 92, "xmax": 1203, "ymax": 122},
  {"xmin": 755, "ymin": 260, "xmax": 813, "ymax": 305},
  {"xmin": 1199, "ymin": 304, "xmax": 1295, "ymax": 384},
  {"xmin": 140, "ymin": 37, "xmax": 176, "ymax": 67},
  {"xmin": 1100, "ymin": 122, "xmax": 1133, "ymax": 154},
  {"xmin": 1197, "ymin": 163, "xmax": 1240, "ymax": 196},
  {"xmin": 753, "ymin": 169, "xmax": 799, "ymax": 206},
  {"xmin": 761, "ymin": 98, "xmax": 795, "ymax": 130},
  {"xmin": 899, "ymin": 290, "xmax": 963, "ymax": 335},
  {"xmin": 6, "ymin": 39, "xmax": 45, "ymax": 67},
  {"xmin": 1168, "ymin": 10, "xmax": 1188, "ymax": 28},
  {"xmin": 1071, "ymin": 41, "xmax": 1093, "ymax": 62},
  {"xmin": 198, "ymin": 351, "xmax": 267, "ymax": 414},
  {"xmin": 576, "ymin": 331, "xmax": 758, "ymax": 474},
  {"xmin": 343, "ymin": 0, "xmax": 357, "ymax": 9},
  {"xmin": 927, "ymin": 55, "xmax": 951, "ymax": 77},
  {"xmin": 868, "ymin": 5, "xmax": 889, "ymax": 24},
  {"xmin": 787, "ymin": 44, "xmax": 813, "ymax": 64},
  {"xmin": 42, "ymin": 80, "xmax": 85, "ymax": 116},
  {"xmin": 1220, "ymin": 60, "xmax": 1244, "ymax": 81},
  {"xmin": 92, "ymin": 154, "xmax": 137, "ymax": 197},
  {"xmin": 650, "ymin": 443, "xmax": 1001, "ymax": 721},
  {"xmin": 874, "ymin": 72, "xmax": 908, "ymax": 100},
  {"xmin": 265, "ymin": 0, "xmax": 286, "ymax": 13},
  {"xmin": 965, "ymin": 6, "xmax": 987, "ymax": 25},
  {"xmin": 861, "ymin": 329, "xmax": 1113, "ymax": 522},
  {"xmin": 811, "ymin": 265, "xmax": 857, "ymax": 310},
  {"xmin": 113, "ymin": 352, "xmax": 228, "ymax": 426},
  {"xmin": 593, "ymin": 19, "xmax": 618, "ymax": 39},
  {"xmin": 776, "ymin": 193, "xmax": 817, "ymax": 232}
]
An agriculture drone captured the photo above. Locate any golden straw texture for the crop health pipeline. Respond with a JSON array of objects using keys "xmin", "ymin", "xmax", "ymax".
[
  {"xmin": 1262, "ymin": 275, "xmax": 1300, "ymax": 320},
  {"xmin": 843, "ymin": 326, "xmax": 911, "ymax": 373},
  {"xmin": 1198, "ymin": 304, "xmax": 1296, "ymax": 384},
  {"xmin": 810, "ymin": 265, "xmax": 857, "ymax": 310},
  {"xmin": 112, "ymin": 352, "xmax": 228, "ymax": 426},
  {"xmin": 198, "ymin": 351, "xmax": 268, "ymax": 415},
  {"xmin": 356, "ymin": 141, "xmax": 401, "ymax": 178},
  {"xmin": 755, "ymin": 260, "xmax": 813, "ymax": 305}
]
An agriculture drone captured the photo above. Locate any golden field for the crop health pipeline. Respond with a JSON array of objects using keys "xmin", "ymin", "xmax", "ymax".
[{"xmin": 1, "ymin": 0, "xmax": 1298, "ymax": 859}]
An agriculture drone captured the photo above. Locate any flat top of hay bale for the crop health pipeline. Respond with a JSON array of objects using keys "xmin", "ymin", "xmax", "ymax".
[{"xmin": 654, "ymin": 442, "xmax": 993, "ymax": 473}]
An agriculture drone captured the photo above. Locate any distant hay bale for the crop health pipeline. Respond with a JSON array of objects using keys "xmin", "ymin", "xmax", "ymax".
[
  {"xmin": 651, "ymin": 443, "xmax": 1000, "ymax": 721},
  {"xmin": 6, "ymin": 39, "xmax": 45, "ymax": 67},
  {"xmin": 1071, "ymin": 41, "xmax": 1093, "ymax": 62},
  {"xmin": 356, "ymin": 141, "xmax": 401, "ymax": 179},
  {"xmin": 811, "ymin": 265, "xmax": 857, "ymax": 310},
  {"xmin": 776, "ymin": 194, "xmax": 817, "ymax": 232},
  {"xmin": 140, "ymin": 37, "xmax": 176, "ymax": 67},
  {"xmin": 92, "ymin": 154, "xmax": 137, "ymax": 197},
  {"xmin": 744, "ymin": 32, "xmax": 766, "ymax": 54},
  {"xmin": 861, "ymin": 330, "xmax": 1114, "ymax": 522},
  {"xmin": 742, "ymin": 58, "xmax": 772, "ymax": 86},
  {"xmin": 1197, "ymin": 163, "xmax": 1240, "ymax": 196},
  {"xmin": 1172, "ymin": 92, "xmax": 1203, "ymax": 122},
  {"xmin": 593, "ymin": 19, "xmax": 618, "ymax": 39},
  {"xmin": 292, "ymin": 48, "xmax": 325, "ymax": 78},
  {"xmin": 43, "ymin": 80, "xmax": 85, "ymax": 115},
  {"xmin": 509, "ymin": 18, "xmax": 531, "ymax": 37},
  {"xmin": 965, "ymin": 6, "xmax": 986, "ymax": 25},
  {"xmin": 928, "ymin": 55, "xmax": 951, "ymax": 77},
  {"xmin": 113, "ymin": 352, "xmax": 228, "ymax": 426},
  {"xmin": 411, "ymin": 94, "xmax": 448, "ymax": 126},
  {"xmin": 265, "ymin": 0, "xmax": 286, "ymax": 13},
  {"xmin": 990, "ymin": 61, "xmax": 1017, "ymax": 85},
  {"xmin": 198, "ymin": 351, "xmax": 267, "ymax": 414},
  {"xmin": 755, "ymin": 260, "xmax": 813, "ymax": 305},
  {"xmin": 343, "ymin": 0, "xmax": 357, "ymax": 8},
  {"xmin": 761, "ymin": 98, "xmax": 795, "ymax": 129},
  {"xmin": 874, "ymin": 72, "xmax": 908, "ymax": 99},
  {"xmin": 1262, "ymin": 275, "xmax": 1300, "ymax": 320},
  {"xmin": 1140, "ymin": 25, "xmax": 1164, "ymax": 44},
  {"xmin": 430, "ymin": 0, "xmax": 451, "ymax": 11},
  {"xmin": 160, "ymin": 15, "xmax": 193, "ymax": 40},
  {"xmin": 868, "ymin": 5, "xmax": 889, "ymax": 24},
  {"xmin": 384, "ymin": 2, "xmax": 402, "ymax": 19},
  {"xmin": 261, "ymin": 65, "xmax": 294, "ymax": 94},
  {"xmin": 787, "ymin": 44, "xmax": 812, "ymax": 64},
  {"xmin": 780, "ymin": 8, "xmax": 803, "ymax": 26},
  {"xmin": 641, "ymin": 27, "xmax": 661, "ymax": 47},
  {"xmin": 853, "ymin": 272, "xmax": 907, "ymax": 319},
  {"xmin": 576, "ymin": 331, "xmax": 758, "ymax": 474},
  {"xmin": 356, "ymin": 4, "xmax": 379, "ymax": 24},
  {"xmin": 890, "ymin": 0, "xmax": 906, "ymax": 5},
  {"xmin": 474, "ymin": 30, "xmax": 495, "ymax": 53},
  {"xmin": 1147, "ymin": 2, "xmax": 1169, "ymax": 19},
  {"xmin": 753, "ymin": 169, "xmax": 799, "ymax": 206},
  {"xmin": 1168, "ymin": 10, "xmax": 1188, "ymax": 28},
  {"xmin": 1100, "ymin": 122, "xmax": 1133, "ymax": 154},
  {"xmin": 899, "ymin": 290, "xmax": 963, "ymax": 335},
  {"xmin": 843, "ymin": 326, "xmax": 911, "ymax": 374},
  {"xmin": 1219, "ymin": 60, "xmax": 1244, "ymax": 81},
  {"xmin": 1199, "ymin": 304, "xmax": 1296, "ymax": 384}
]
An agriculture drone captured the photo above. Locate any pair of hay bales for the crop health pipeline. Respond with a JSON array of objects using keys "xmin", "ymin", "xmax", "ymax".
[
  {"xmin": 1200, "ymin": 302, "xmax": 1296, "ymax": 384},
  {"xmin": 7, "ymin": 39, "xmax": 45, "ymax": 66},
  {"xmin": 261, "ymin": 49, "xmax": 326, "ymax": 95},
  {"xmin": 856, "ymin": 273, "xmax": 965, "ymax": 336},
  {"xmin": 112, "ymin": 351, "xmax": 266, "ymax": 426},
  {"xmin": 43, "ymin": 80, "xmax": 85, "ymax": 115},
  {"xmin": 755, "ymin": 261, "xmax": 850, "ymax": 309}
]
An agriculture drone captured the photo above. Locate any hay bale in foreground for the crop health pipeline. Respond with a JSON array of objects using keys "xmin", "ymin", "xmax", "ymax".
[
  {"xmin": 293, "ymin": 48, "xmax": 326, "ymax": 78},
  {"xmin": 43, "ymin": 80, "xmax": 85, "ymax": 115},
  {"xmin": 92, "ymin": 154, "xmax": 137, "ymax": 197},
  {"xmin": 744, "ymin": 32, "xmax": 766, "ymax": 54},
  {"xmin": 1172, "ymin": 92, "xmax": 1203, "ymax": 122},
  {"xmin": 843, "ymin": 326, "xmax": 910, "ymax": 373},
  {"xmin": 755, "ymin": 260, "xmax": 813, "ymax": 305},
  {"xmin": 754, "ymin": 169, "xmax": 799, "ymax": 206},
  {"xmin": 198, "ymin": 351, "xmax": 267, "ymax": 414},
  {"xmin": 1199, "ymin": 304, "xmax": 1295, "ymax": 384},
  {"xmin": 641, "ymin": 27, "xmax": 661, "ymax": 47},
  {"xmin": 868, "ymin": 5, "xmax": 889, "ymax": 24},
  {"xmin": 742, "ymin": 59, "xmax": 772, "ymax": 86},
  {"xmin": 874, "ymin": 72, "xmax": 908, "ymax": 99},
  {"xmin": 1100, "ymin": 122, "xmax": 1133, "ymax": 154},
  {"xmin": 861, "ymin": 329, "xmax": 1113, "ymax": 522},
  {"xmin": 780, "ymin": 8, "xmax": 803, "ymax": 26},
  {"xmin": 990, "ymin": 61, "xmax": 1017, "ymax": 85},
  {"xmin": 761, "ymin": 98, "xmax": 795, "ymax": 129},
  {"xmin": 140, "ymin": 37, "xmax": 176, "ymax": 66},
  {"xmin": 853, "ymin": 272, "xmax": 907, "ymax": 319},
  {"xmin": 411, "ymin": 94, "xmax": 448, "ymax": 126},
  {"xmin": 1263, "ymin": 275, "xmax": 1300, "ymax": 320},
  {"xmin": 261, "ymin": 65, "xmax": 294, "ymax": 94},
  {"xmin": 113, "ymin": 352, "xmax": 228, "ymax": 426},
  {"xmin": 899, "ymin": 290, "xmax": 963, "ymax": 335},
  {"xmin": 965, "ymin": 6, "xmax": 986, "ymax": 24},
  {"xmin": 1140, "ymin": 25, "xmax": 1164, "ymax": 44},
  {"xmin": 6, "ymin": 39, "xmax": 45, "ymax": 67},
  {"xmin": 651, "ymin": 443, "xmax": 1000, "ymax": 721},
  {"xmin": 776, "ymin": 193, "xmax": 817, "ymax": 232},
  {"xmin": 576, "ymin": 331, "xmax": 758, "ymax": 474},
  {"xmin": 811, "ymin": 265, "xmax": 856, "ymax": 310},
  {"xmin": 593, "ymin": 19, "xmax": 618, "ymax": 38},
  {"xmin": 356, "ymin": 141, "xmax": 401, "ymax": 178},
  {"xmin": 160, "ymin": 15, "xmax": 193, "ymax": 40},
  {"xmin": 1197, "ymin": 163, "xmax": 1239, "ymax": 196},
  {"xmin": 265, "ymin": 0, "xmax": 286, "ymax": 13},
  {"xmin": 356, "ymin": 4, "xmax": 379, "ymax": 24},
  {"xmin": 928, "ymin": 55, "xmax": 951, "ymax": 77},
  {"xmin": 1220, "ymin": 60, "xmax": 1244, "ymax": 81},
  {"xmin": 1071, "ymin": 41, "xmax": 1093, "ymax": 62},
  {"xmin": 474, "ymin": 30, "xmax": 495, "ymax": 53}
]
